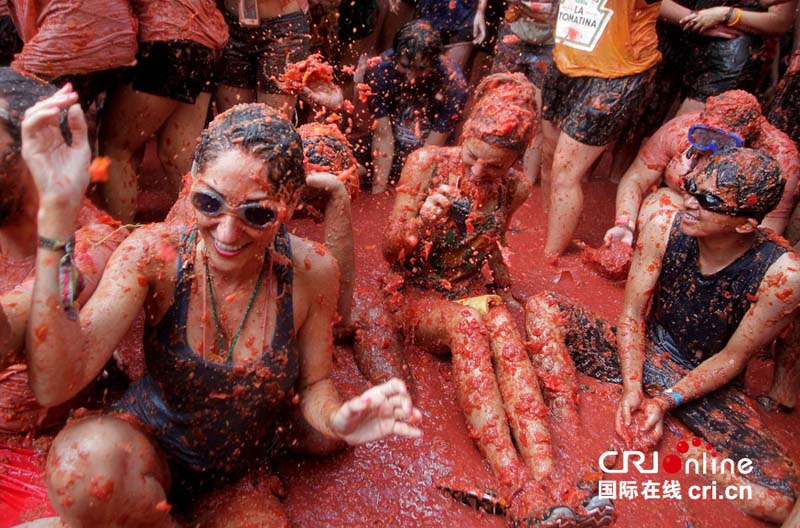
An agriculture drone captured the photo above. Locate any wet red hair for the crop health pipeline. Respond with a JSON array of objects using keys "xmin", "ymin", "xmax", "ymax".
[{"xmin": 462, "ymin": 73, "xmax": 537, "ymax": 151}]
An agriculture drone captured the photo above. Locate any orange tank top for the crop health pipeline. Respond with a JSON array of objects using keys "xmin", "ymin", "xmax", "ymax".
[{"xmin": 553, "ymin": 0, "xmax": 661, "ymax": 79}]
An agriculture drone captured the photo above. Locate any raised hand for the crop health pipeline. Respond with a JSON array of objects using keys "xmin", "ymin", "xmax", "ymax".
[
  {"xmin": 472, "ymin": 11, "xmax": 487, "ymax": 45},
  {"xmin": 330, "ymin": 378, "xmax": 422, "ymax": 445},
  {"xmin": 419, "ymin": 184, "xmax": 458, "ymax": 225},
  {"xmin": 306, "ymin": 170, "xmax": 347, "ymax": 195},
  {"xmin": 20, "ymin": 84, "xmax": 90, "ymax": 216}
]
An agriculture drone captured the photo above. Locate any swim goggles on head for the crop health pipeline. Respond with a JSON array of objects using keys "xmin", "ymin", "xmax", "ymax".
[
  {"xmin": 687, "ymin": 125, "xmax": 743, "ymax": 153},
  {"xmin": 682, "ymin": 177, "xmax": 752, "ymax": 217},
  {"xmin": 190, "ymin": 189, "xmax": 278, "ymax": 228}
]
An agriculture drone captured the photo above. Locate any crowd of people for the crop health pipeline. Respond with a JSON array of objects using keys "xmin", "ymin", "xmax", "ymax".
[{"xmin": 2, "ymin": 0, "xmax": 800, "ymax": 526}]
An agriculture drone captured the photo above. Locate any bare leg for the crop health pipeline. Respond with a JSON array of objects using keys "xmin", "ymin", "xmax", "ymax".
[
  {"xmin": 100, "ymin": 85, "xmax": 179, "ymax": 222},
  {"xmin": 544, "ymin": 132, "xmax": 606, "ymax": 259},
  {"xmin": 767, "ymin": 315, "xmax": 800, "ymax": 409},
  {"xmin": 539, "ymin": 119, "xmax": 559, "ymax": 212},
  {"xmin": 46, "ymin": 415, "xmax": 173, "ymax": 528},
  {"xmin": 258, "ymin": 92, "xmax": 297, "ymax": 120},
  {"xmin": 352, "ymin": 292, "xmax": 414, "ymax": 390},
  {"xmin": 608, "ymin": 140, "xmax": 640, "ymax": 184},
  {"xmin": 785, "ymin": 201, "xmax": 800, "ymax": 246},
  {"xmin": 377, "ymin": 0, "xmax": 414, "ymax": 52},
  {"xmin": 405, "ymin": 292, "xmax": 530, "ymax": 487},
  {"xmin": 187, "ymin": 474, "xmax": 288, "ymax": 528},
  {"xmin": 524, "ymin": 293, "xmax": 580, "ymax": 423},
  {"xmin": 522, "ymin": 84, "xmax": 544, "ymax": 185},
  {"xmin": 783, "ymin": 498, "xmax": 800, "ymax": 528},
  {"xmin": 215, "ymin": 85, "xmax": 256, "ymax": 113},
  {"xmin": 485, "ymin": 305, "xmax": 553, "ymax": 480},
  {"xmin": 673, "ymin": 420, "xmax": 794, "ymax": 524},
  {"xmin": 444, "ymin": 42, "xmax": 473, "ymax": 74},
  {"xmin": 156, "ymin": 92, "xmax": 212, "ymax": 199},
  {"xmin": 675, "ymin": 97, "xmax": 705, "ymax": 117}
]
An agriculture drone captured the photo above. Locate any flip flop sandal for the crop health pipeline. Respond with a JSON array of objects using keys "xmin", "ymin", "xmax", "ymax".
[
  {"xmin": 509, "ymin": 505, "xmax": 579, "ymax": 528},
  {"xmin": 436, "ymin": 482, "xmax": 508, "ymax": 515},
  {"xmin": 576, "ymin": 495, "xmax": 615, "ymax": 527}
]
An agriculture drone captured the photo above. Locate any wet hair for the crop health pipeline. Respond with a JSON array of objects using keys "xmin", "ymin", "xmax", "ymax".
[
  {"xmin": 0, "ymin": 68, "xmax": 58, "ymax": 224},
  {"xmin": 393, "ymin": 19, "xmax": 442, "ymax": 67},
  {"xmin": 193, "ymin": 103, "xmax": 305, "ymax": 196},
  {"xmin": 298, "ymin": 122, "xmax": 356, "ymax": 173},
  {"xmin": 700, "ymin": 90, "xmax": 762, "ymax": 143},
  {"xmin": 0, "ymin": 67, "xmax": 58, "ymax": 150},
  {"xmin": 462, "ymin": 73, "xmax": 538, "ymax": 152},
  {"xmin": 704, "ymin": 146, "xmax": 783, "ymax": 220}
]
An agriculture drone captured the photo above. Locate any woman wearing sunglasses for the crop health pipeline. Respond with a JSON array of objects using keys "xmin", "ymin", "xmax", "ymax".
[
  {"xmin": 604, "ymin": 89, "xmax": 799, "ymax": 247},
  {"xmin": 21, "ymin": 94, "xmax": 421, "ymax": 526},
  {"xmin": 527, "ymin": 147, "xmax": 800, "ymax": 523}
]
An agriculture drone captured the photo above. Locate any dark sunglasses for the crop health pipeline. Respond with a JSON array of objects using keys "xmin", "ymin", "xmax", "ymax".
[
  {"xmin": 190, "ymin": 189, "xmax": 277, "ymax": 228},
  {"xmin": 682, "ymin": 178, "xmax": 751, "ymax": 217},
  {"xmin": 688, "ymin": 125, "xmax": 743, "ymax": 153}
]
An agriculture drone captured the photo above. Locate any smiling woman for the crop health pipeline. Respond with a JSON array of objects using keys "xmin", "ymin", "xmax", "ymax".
[{"xmin": 21, "ymin": 99, "xmax": 421, "ymax": 526}]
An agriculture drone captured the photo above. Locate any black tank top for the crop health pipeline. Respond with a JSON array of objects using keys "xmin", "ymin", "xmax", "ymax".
[
  {"xmin": 649, "ymin": 213, "xmax": 790, "ymax": 369},
  {"xmin": 116, "ymin": 227, "xmax": 298, "ymax": 478}
]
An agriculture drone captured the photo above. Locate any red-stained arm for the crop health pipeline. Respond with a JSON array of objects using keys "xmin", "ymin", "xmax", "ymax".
[
  {"xmin": 0, "ymin": 222, "xmax": 124, "ymax": 369},
  {"xmin": 305, "ymin": 171, "xmax": 355, "ymax": 326},
  {"xmin": 371, "ymin": 117, "xmax": 394, "ymax": 194},
  {"xmin": 382, "ymin": 147, "xmax": 437, "ymax": 264},
  {"xmin": 294, "ymin": 237, "xmax": 422, "ymax": 443},
  {"xmin": 615, "ymin": 208, "xmax": 675, "ymax": 434},
  {"xmin": 735, "ymin": 1, "xmax": 797, "ymax": 37},
  {"xmin": 294, "ymin": 238, "xmax": 342, "ymax": 438},
  {"xmin": 27, "ymin": 226, "xmax": 158, "ymax": 407},
  {"xmin": 660, "ymin": 0, "xmax": 696, "ymax": 24}
]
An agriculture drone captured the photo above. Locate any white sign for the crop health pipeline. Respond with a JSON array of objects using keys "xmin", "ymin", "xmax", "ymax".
[{"xmin": 555, "ymin": 0, "xmax": 613, "ymax": 52}]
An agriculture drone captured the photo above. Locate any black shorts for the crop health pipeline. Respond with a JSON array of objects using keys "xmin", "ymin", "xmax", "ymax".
[
  {"xmin": 491, "ymin": 23, "xmax": 553, "ymax": 89},
  {"xmin": 50, "ymin": 68, "xmax": 127, "ymax": 111},
  {"xmin": 541, "ymin": 64, "xmax": 653, "ymax": 146},
  {"xmin": 547, "ymin": 293, "xmax": 800, "ymax": 499},
  {"xmin": 217, "ymin": 10, "xmax": 311, "ymax": 94},
  {"xmin": 682, "ymin": 34, "xmax": 752, "ymax": 102},
  {"xmin": 129, "ymin": 40, "xmax": 219, "ymax": 104}
]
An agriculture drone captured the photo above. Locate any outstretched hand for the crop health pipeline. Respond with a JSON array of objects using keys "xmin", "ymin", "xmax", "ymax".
[
  {"xmin": 20, "ymin": 84, "xmax": 90, "ymax": 215},
  {"xmin": 330, "ymin": 378, "xmax": 422, "ymax": 445},
  {"xmin": 604, "ymin": 225, "xmax": 634, "ymax": 246}
]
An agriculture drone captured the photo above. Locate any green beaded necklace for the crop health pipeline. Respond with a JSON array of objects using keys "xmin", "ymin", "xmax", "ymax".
[{"xmin": 204, "ymin": 256, "xmax": 266, "ymax": 364}]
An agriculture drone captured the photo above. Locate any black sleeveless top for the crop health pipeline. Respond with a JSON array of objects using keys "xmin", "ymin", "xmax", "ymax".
[
  {"xmin": 116, "ymin": 227, "xmax": 299, "ymax": 479},
  {"xmin": 649, "ymin": 213, "xmax": 790, "ymax": 370}
]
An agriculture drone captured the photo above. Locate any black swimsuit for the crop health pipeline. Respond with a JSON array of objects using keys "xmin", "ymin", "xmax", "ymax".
[{"xmin": 116, "ymin": 227, "xmax": 298, "ymax": 494}]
